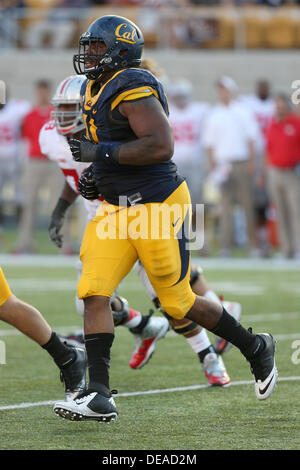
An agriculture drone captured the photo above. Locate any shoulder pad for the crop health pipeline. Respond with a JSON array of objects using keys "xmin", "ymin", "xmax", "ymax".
[
  {"xmin": 108, "ymin": 68, "xmax": 162, "ymax": 111},
  {"xmin": 113, "ymin": 68, "xmax": 158, "ymax": 93}
]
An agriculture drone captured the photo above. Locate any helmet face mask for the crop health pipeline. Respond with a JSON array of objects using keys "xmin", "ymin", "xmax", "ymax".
[
  {"xmin": 51, "ymin": 103, "xmax": 83, "ymax": 136},
  {"xmin": 51, "ymin": 75, "xmax": 86, "ymax": 136},
  {"xmin": 73, "ymin": 15, "xmax": 144, "ymax": 80},
  {"xmin": 74, "ymin": 38, "xmax": 114, "ymax": 80}
]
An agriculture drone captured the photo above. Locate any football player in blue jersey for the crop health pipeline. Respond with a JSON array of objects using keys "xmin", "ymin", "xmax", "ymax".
[{"xmin": 54, "ymin": 15, "xmax": 277, "ymax": 423}]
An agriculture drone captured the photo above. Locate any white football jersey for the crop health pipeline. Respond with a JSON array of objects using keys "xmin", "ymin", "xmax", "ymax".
[
  {"xmin": 39, "ymin": 121, "xmax": 101, "ymax": 221},
  {"xmin": 169, "ymin": 102, "xmax": 210, "ymax": 164},
  {"xmin": 239, "ymin": 95, "xmax": 275, "ymax": 154},
  {"xmin": 0, "ymin": 99, "xmax": 31, "ymax": 160}
]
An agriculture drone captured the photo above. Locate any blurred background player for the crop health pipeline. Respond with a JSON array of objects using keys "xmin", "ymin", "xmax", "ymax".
[
  {"xmin": 15, "ymin": 80, "xmax": 64, "ymax": 254},
  {"xmin": 0, "ymin": 94, "xmax": 30, "ymax": 247},
  {"xmin": 265, "ymin": 93, "xmax": 300, "ymax": 259},
  {"xmin": 168, "ymin": 78, "xmax": 210, "ymax": 210},
  {"xmin": 0, "ymin": 265, "xmax": 86, "ymax": 401},
  {"xmin": 136, "ymin": 261, "xmax": 242, "ymax": 385},
  {"xmin": 204, "ymin": 76, "xmax": 258, "ymax": 257},
  {"xmin": 239, "ymin": 80, "xmax": 275, "ymax": 257},
  {"xmin": 168, "ymin": 79, "xmax": 210, "ymax": 248}
]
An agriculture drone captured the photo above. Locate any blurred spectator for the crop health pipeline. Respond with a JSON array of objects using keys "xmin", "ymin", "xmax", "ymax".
[
  {"xmin": 0, "ymin": 1, "xmax": 24, "ymax": 49},
  {"xmin": 253, "ymin": 0, "xmax": 285, "ymax": 5},
  {"xmin": 239, "ymin": 79, "xmax": 275, "ymax": 256},
  {"xmin": 16, "ymin": 80, "xmax": 63, "ymax": 253},
  {"xmin": 169, "ymin": 17, "xmax": 219, "ymax": 49},
  {"xmin": 0, "ymin": 95, "xmax": 31, "ymax": 243},
  {"xmin": 23, "ymin": 0, "xmax": 88, "ymax": 49},
  {"xmin": 169, "ymin": 78, "xmax": 210, "ymax": 208},
  {"xmin": 203, "ymin": 76, "xmax": 258, "ymax": 256},
  {"xmin": 265, "ymin": 93, "xmax": 300, "ymax": 259}
]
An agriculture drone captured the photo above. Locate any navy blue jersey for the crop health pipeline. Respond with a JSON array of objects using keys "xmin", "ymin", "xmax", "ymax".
[{"xmin": 80, "ymin": 67, "xmax": 183, "ymax": 205}]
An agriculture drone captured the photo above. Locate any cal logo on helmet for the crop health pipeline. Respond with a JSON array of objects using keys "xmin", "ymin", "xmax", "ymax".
[
  {"xmin": 73, "ymin": 15, "xmax": 144, "ymax": 79},
  {"xmin": 115, "ymin": 23, "xmax": 136, "ymax": 45}
]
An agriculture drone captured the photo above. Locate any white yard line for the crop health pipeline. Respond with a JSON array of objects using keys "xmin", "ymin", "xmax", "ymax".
[
  {"xmin": 6, "ymin": 278, "xmax": 299, "ymax": 297},
  {"xmin": 0, "ymin": 376, "xmax": 299, "ymax": 411},
  {"xmin": 1, "ymin": 254, "xmax": 300, "ymax": 271},
  {"xmin": 6, "ymin": 279, "xmax": 77, "ymax": 291},
  {"xmin": 0, "ymin": 326, "xmax": 81, "ymax": 337},
  {"xmin": 5, "ymin": 278, "xmax": 267, "ymax": 295},
  {"xmin": 4, "ymin": 279, "xmax": 300, "ymax": 297},
  {"xmin": 121, "ymin": 281, "xmax": 266, "ymax": 295},
  {"xmin": 167, "ymin": 330, "xmax": 300, "ymax": 340},
  {"xmin": 242, "ymin": 312, "xmax": 300, "ymax": 322},
  {"xmin": 0, "ymin": 254, "xmax": 78, "ymax": 268},
  {"xmin": 1, "ymin": 316, "xmax": 300, "ymax": 338}
]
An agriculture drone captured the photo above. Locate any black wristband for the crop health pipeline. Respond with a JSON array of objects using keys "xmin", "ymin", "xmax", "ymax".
[{"xmin": 95, "ymin": 142, "xmax": 121, "ymax": 164}]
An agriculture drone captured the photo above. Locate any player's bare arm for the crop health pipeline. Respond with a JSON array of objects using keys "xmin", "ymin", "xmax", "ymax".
[
  {"xmin": 116, "ymin": 95, "xmax": 174, "ymax": 165},
  {"xmin": 59, "ymin": 180, "xmax": 78, "ymax": 204},
  {"xmin": 48, "ymin": 181, "xmax": 78, "ymax": 248},
  {"xmin": 69, "ymin": 96, "xmax": 174, "ymax": 166}
]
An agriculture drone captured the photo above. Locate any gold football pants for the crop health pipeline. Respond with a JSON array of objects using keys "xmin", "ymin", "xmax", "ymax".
[
  {"xmin": 78, "ymin": 181, "xmax": 196, "ymax": 319},
  {"xmin": 0, "ymin": 267, "xmax": 12, "ymax": 307}
]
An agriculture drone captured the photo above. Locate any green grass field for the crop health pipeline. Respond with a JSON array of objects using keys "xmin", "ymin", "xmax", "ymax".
[{"xmin": 0, "ymin": 258, "xmax": 300, "ymax": 450}]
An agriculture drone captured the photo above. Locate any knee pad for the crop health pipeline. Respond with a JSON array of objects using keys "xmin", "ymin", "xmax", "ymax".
[
  {"xmin": 169, "ymin": 318, "xmax": 201, "ymax": 337},
  {"xmin": 161, "ymin": 309, "xmax": 200, "ymax": 336}
]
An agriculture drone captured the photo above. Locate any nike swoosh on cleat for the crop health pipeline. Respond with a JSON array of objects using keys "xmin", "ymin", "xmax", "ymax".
[
  {"xmin": 62, "ymin": 358, "xmax": 73, "ymax": 367},
  {"xmin": 258, "ymin": 374, "xmax": 274, "ymax": 395}
]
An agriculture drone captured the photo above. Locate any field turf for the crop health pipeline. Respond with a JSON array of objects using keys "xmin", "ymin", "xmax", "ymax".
[{"xmin": 0, "ymin": 258, "xmax": 299, "ymax": 450}]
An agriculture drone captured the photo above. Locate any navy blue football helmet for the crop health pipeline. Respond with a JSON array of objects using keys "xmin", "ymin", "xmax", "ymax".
[{"xmin": 73, "ymin": 15, "xmax": 144, "ymax": 80}]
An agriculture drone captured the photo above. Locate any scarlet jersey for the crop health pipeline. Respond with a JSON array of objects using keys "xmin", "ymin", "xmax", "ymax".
[
  {"xmin": 266, "ymin": 113, "xmax": 300, "ymax": 168},
  {"xmin": 39, "ymin": 121, "xmax": 101, "ymax": 220},
  {"xmin": 0, "ymin": 99, "xmax": 31, "ymax": 161},
  {"xmin": 239, "ymin": 95, "xmax": 275, "ymax": 154},
  {"xmin": 169, "ymin": 102, "xmax": 210, "ymax": 164}
]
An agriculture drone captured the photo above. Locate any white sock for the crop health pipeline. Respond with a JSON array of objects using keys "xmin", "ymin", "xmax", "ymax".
[
  {"xmin": 204, "ymin": 289, "xmax": 222, "ymax": 306},
  {"xmin": 123, "ymin": 308, "xmax": 142, "ymax": 329},
  {"xmin": 185, "ymin": 328, "xmax": 211, "ymax": 354}
]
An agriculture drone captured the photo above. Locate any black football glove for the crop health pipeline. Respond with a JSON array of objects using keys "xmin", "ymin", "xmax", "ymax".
[
  {"xmin": 69, "ymin": 138, "xmax": 120, "ymax": 163},
  {"xmin": 48, "ymin": 198, "xmax": 71, "ymax": 248},
  {"xmin": 69, "ymin": 138, "xmax": 98, "ymax": 163},
  {"xmin": 78, "ymin": 166, "xmax": 100, "ymax": 200}
]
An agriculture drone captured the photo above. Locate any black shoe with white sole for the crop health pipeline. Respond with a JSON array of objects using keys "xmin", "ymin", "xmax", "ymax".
[
  {"xmin": 248, "ymin": 332, "xmax": 278, "ymax": 400},
  {"xmin": 53, "ymin": 390, "xmax": 118, "ymax": 423},
  {"xmin": 59, "ymin": 347, "xmax": 87, "ymax": 401}
]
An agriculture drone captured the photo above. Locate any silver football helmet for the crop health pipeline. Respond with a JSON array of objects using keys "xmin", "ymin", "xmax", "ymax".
[
  {"xmin": 170, "ymin": 79, "xmax": 193, "ymax": 100},
  {"xmin": 51, "ymin": 75, "xmax": 86, "ymax": 136}
]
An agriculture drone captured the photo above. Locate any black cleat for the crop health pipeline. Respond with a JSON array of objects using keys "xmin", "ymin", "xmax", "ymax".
[
  {"xmin": 248, "ymin": 332, "xmax": 278, "ymax": 400},
  {"xmin": 59, "ymin": 347, "xmax": 87, "ymax": 401},
  {"xmin": 60, "ymin": 332, "xmax": 85, "ymax": 348},
  {"xmin": 53, "ymin": 390, "xmax": 118, "ymax": 423}
]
